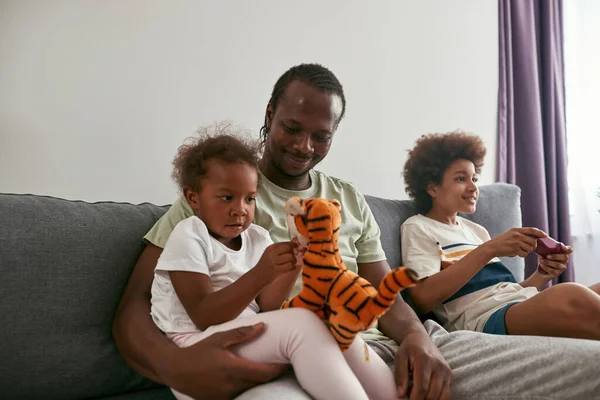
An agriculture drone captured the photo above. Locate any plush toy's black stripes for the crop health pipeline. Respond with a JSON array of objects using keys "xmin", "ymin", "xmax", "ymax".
[
  {"xmin": 383, "ymin": 278, "xmax": 395, "ymax": 294},
  {"xmin": 304, "ymin": 284, "xmax": 326, "ymax": 300},
  {"xmin": 337, "ymin": 324, "xmax": 359, "ymax": 334},
  {"xmin": 298, "ymin": 295, "xmax": 323, "ymax": 308},
  {"xmin": 337, "ymin": 275, "xmax": 360, "ymax": 297},
  {"xmin": 378, "ymin": 292, "xmax": 395, "ymax": 303},
  {"xmin": 344, "ymin": 292, "xmax": 357, "ymax": 306},
  {"xmin": 308, "ymin": 240, "xmax": 333, "ymax": 244},
  {"xmin": 304, "ymin": 260, "xmax": 338, "ymax": 270},
  {"xmin": 354, "ymin": 296, "xmax": 370, "ymax": 314},
  {"xmin": 308, "ymin": 227, "xmax": 327, "ymax": 232},
  {"xmin": 307, "ymin": 216, "xmax": 331, "ymax": 222},
  {"xmin": 391, "ymin": 271, "xmax": 403, "ymax": 288},
  {"xmin": 372, "ymin": 297, "xmax": 387, "ymax": 309},
  {"xmin": 329, "ymin": 324, "xmax": 353, "ymax": 340},
  {"xmin": 317, "ymin": 276, "xmax": 334, "ymax": 282}
]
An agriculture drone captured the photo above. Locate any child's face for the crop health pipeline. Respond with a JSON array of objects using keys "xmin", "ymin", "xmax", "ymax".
[
  {"xmin": 429, "ymin": 158, "xmax": 479, "ymax": 216},
  {"xmin": 186, "ymin": 159, "xmax": 258, "ymax": 247}
]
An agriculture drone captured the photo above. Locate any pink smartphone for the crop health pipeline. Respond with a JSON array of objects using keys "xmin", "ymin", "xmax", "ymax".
[{"xmin": 534, "ymin": 237, "xmax": 566, "ymax": 274}]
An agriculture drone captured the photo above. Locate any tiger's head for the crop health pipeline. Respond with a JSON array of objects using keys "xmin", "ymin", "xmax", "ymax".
[{"xmin": 285, "ymin": 197, "xmax": 342, "ymax": 248}]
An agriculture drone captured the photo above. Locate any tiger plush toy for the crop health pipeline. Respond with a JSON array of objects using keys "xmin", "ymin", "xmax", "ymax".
[{"xmin": 282, "ymin": 196, "xmax": 418, "ymax": 352}]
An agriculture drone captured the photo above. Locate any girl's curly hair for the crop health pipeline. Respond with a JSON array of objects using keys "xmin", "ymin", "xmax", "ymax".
[
  {"xmin": 403, "ymin": 130, "xmax": 487, "ymax": 214},
  {"xmin": 172, "ymin": 121, "xmax": 260, "ymax": 193}
]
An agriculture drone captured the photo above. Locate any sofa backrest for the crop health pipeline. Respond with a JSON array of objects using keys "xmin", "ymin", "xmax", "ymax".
[
  {"xmin": 0, "ymin": 182, "xmax": 522, "ymax": 399},
  {"xmin": 366, "ymin": 182, "xmax": 524, "ymax": 281},
  {"xmin": 0, "ymin": 194, "xmax": 168, "ymax": 399}
]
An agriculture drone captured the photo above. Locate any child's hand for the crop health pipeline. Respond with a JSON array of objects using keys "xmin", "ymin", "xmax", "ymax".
[
  {"xmin": 255, "ymin": 241, "xmax": 303, "ymax": 284},
  {"xmin": 290, "ymin": 237, "xmax": 307, "ymax": 268},
  {"xmin": 537, "ymin": 244, "xmax": 573, "ymax": 278},
  {"xmin": 485, "ymin": 227, "xmax": 548, "ymax": 258}
]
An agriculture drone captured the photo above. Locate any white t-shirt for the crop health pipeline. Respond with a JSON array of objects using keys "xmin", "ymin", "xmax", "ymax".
[
  {"xmin": 150, "ymin": 216, "xmax": 273, "ymax": 333},
  {"xmin": 401, "ymin": 214, "xmax": 537, "ymax": 332}
]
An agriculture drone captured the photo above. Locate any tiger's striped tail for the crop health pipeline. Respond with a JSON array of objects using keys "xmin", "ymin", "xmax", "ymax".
[{"xmin": 372, "ymin": 267, "xmax": 418, "ymax": 314}]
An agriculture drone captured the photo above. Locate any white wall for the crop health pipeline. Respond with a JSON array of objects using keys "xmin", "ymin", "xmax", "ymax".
[{"xmin": 0, "ymin": 0, "xmax": 498, "ymax": 205}]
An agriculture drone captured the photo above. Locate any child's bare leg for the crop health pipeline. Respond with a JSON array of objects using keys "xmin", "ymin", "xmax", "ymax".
[
  {"xmin": 343, "ymin": 335, "xmax": 398, "ymax": 400},
  {"xmin": 170, "ymin": 308, "xmax": 369, "ymax": 400},
  {"xmin": 505, "ymin": 283, "xmax": 600, "ymax": 340}
]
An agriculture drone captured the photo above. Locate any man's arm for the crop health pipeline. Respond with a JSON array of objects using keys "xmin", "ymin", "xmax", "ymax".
[
  {"xmin": 112, "ymin": 243, "xmax": 287, "ymax": 399},
  {"xmin": 112, "ymin": 244, "xmax": 172, "ymax": 382},
  {"xmin": 358, "ymin": 260, "xmax": 452, "ymax": 400},
  {"xmin": 358, "ymin": 261, "xmax": 428, "ymax": 339}
]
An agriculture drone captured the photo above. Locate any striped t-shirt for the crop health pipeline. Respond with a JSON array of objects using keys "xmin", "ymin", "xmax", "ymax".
[{"xmin": 401, "ymin": 214, "xmax": 537, "ymax": 332}]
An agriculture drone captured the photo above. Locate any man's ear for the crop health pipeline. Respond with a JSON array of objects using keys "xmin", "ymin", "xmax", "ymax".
[
  {"xmin": 426, "ymin": 183, "xmax": 437, "ymax": 198},
  {"xmin": 265, "ymin": 103, "xmax": 274, "ymax": 132}
]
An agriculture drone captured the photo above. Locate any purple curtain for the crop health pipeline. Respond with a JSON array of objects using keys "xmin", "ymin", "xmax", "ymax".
[{"xmin": 497, "ymin": 0, "xmax": 573, "ymax": 284}]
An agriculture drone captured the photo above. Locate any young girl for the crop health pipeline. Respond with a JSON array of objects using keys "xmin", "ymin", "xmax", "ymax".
[
  {"xmin": 401, "ymin": 131, "xmax": 600, "ymax": 339},
  {"xmin": 150, "ymin": 130, "xmax": 398, "ymax": 400}
]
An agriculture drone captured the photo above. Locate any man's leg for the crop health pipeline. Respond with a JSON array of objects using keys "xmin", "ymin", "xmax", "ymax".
[
  {"xmin": 425, "ymin": 320, "xmax": 600, "ymax": 399},
  {"xmin": 366, "ymin": 322, "xmax": 600, "ymax": 399}
]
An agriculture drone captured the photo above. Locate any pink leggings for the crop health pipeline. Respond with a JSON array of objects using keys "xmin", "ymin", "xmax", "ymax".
[{"xmin": 168, "ymin": 308, "xmax": 397, "ymax": 400}]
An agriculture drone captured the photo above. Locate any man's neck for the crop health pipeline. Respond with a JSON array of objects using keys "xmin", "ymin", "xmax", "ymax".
[{"xmin": 258, "ymin": 157, "xmax": 312, "ymax": 191}]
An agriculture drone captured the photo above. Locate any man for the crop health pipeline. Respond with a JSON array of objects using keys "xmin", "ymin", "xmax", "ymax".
[{"xmin": 113, "ymin": 64, "xmax": 600, "ymax": 400}]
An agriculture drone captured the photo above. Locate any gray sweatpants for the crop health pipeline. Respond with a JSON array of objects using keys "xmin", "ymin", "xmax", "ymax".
[{"xmin": 236, "ymin": 320, "xmax": 600, "ymax": 400}]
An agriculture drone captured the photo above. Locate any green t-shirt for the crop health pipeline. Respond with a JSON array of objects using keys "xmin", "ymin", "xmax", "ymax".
[
  {"xmin": 144, "ymin": 169, "xmax": 389, "ymax": 341},
  {"xmin": 145, "ymin": 169, "xmax": 386, "ymax": 295}
]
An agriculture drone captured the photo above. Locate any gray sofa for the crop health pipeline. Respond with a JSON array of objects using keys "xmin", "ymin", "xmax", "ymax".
[{"xmin": 0, "ymin": 183, "xmax": 539, "ymax": 399}]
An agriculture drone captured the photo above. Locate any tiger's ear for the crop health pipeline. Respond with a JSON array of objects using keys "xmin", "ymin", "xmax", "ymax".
[
  {"xmin": 330, "ymin": 199, "xmax": 342, "ymax": 212},
  {"xmin": 285, "ymin": 196, "xmax": 305, "ymax": 216}
]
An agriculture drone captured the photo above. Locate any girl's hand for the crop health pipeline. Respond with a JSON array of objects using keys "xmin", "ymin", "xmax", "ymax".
[
  {"xmin": 537, "ymin": 245, "xmax": 573, "ymax": 278},
  {"xmin": 255, "ymin": 241, "xmax": 303, "ymax": 284},
  {"xmin": 290, "ymin": 237, "xmax": 307, "ymax": 268}
]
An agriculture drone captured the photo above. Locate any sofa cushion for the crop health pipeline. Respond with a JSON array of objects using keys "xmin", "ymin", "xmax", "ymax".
[
  {"xmin": 365, "ymin": 183, "xmax": 524, "ymax": 282},
  {"xmin": 0, "ymin": 194, "xmax": 168, "ymax": 399}
]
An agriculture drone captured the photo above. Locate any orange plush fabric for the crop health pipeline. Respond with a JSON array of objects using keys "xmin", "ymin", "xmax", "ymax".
[{"xmin": 282, "ymin": 196, "xmax": 418, "ymax": 351}]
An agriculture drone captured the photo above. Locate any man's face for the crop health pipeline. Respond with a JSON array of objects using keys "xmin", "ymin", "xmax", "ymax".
[{"xmin": 264, "ymin": 80, "xmax": 343, "ymax": 177}]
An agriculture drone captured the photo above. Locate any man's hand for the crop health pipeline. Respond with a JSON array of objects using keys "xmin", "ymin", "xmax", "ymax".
[
  {"xmin": 537, "ymin": 244, "xmax": 573, "ymax": 278},
  {"xmin": 395, "ymin": 331, "xmax": 452, "ymax": 400},
  {"xmin": 162, "ymin": 323, "xmax": 288, "ymax": 400}
]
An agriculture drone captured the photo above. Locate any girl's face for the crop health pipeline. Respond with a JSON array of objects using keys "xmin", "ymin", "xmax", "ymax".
[
  {"xmin": 185, "ymin": 159, "xmax": 258, "ymax": 249},
  {"xmin": 428, "ymin": 159, "xmax": 480, "ymax": 216}
]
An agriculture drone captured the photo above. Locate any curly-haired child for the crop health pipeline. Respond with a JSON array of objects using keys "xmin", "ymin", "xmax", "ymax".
[
  {"xmin": 150, "ymin": 124, "xmax": 398, "ymax": 400},
  {"xmin": 401, "ymin": 130, "xmax": 600, "ymax": 339}
]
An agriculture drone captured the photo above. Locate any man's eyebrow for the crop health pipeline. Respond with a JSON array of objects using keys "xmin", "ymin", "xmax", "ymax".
[{"xmin": 283, "ymin": 118, "xmax": 332, "ymax": 135}]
